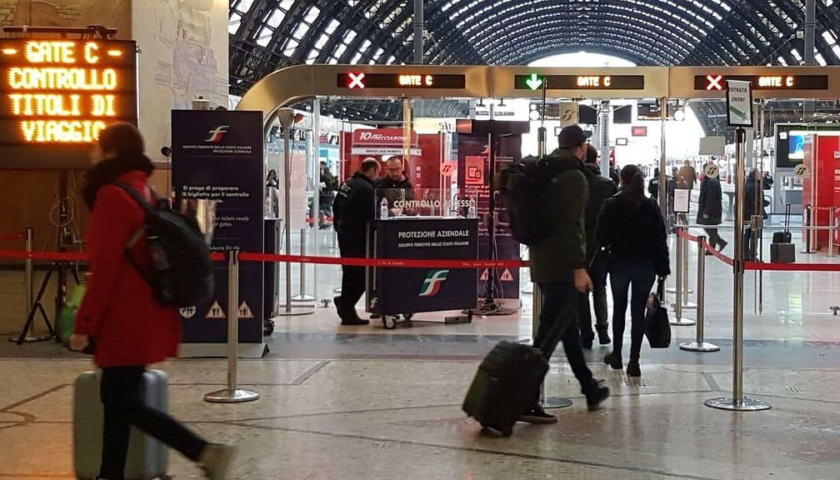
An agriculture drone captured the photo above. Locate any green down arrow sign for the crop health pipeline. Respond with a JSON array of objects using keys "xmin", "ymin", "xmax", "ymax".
[{"xmin": 525, "ymin": 74, "xmax": 543, "ymax": 91}]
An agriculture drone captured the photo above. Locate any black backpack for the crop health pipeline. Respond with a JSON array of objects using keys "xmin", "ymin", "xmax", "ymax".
[
  {"xmin": 115, "ymin": 183, "xmax": 214, "ymax": 309},
  {"xmin": 497, "ymin": 155, "xmax": 579, "ymax": 246}
]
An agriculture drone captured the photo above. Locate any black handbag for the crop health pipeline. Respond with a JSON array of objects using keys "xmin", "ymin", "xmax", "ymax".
[{"xmin": 644, "ymin": 278, "xmax": 671, "ymax": 348}]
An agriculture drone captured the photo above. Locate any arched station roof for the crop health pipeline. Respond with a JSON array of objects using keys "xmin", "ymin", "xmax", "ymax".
[{"xmin": 229, "ymin": 0, "xmax": 840, "ymax": 128}]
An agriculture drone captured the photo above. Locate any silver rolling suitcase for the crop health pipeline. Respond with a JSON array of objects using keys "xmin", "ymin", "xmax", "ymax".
[{"xmin": 73, "ymin": 370, "xmax": 170, "ymax": 480}]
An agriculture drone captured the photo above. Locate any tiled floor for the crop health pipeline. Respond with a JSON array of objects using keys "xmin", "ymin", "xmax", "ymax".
[{"xmin": 1, "ymin": 226, "xmax": 840, "ymax": 479}]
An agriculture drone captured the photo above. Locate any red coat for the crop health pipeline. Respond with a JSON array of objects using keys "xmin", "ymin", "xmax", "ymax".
[{"xmin": 74, "ymin": 171, "xmax": 181, "ymax": 367}]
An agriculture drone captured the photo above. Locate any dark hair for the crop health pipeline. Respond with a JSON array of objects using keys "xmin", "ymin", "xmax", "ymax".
[
  {"xmin": 98, "ymin": 122, "xmax": 144, "ymax": 156},
  {"xmin": 620, "ymin": 164, "xmax": 646, "ymax": 204},
  {"xmin": 361, "ymin": 158, "xmax": 380, "ymax": 174},
  {"xmin": 585, "ymin": 144, "xmax": 598, "ymax": 164}
]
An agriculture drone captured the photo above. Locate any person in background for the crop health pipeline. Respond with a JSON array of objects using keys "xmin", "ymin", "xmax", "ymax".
[
  {"xmin": 597, "ymin": 164, "xmax": 670, "ymax": 378},
  {"xmin": 318, "ymin": 161, "xmax": 338, "ymax": 229},
  {"xmin": 609, "ymin": 163, "xmax": 620, "ymax": 188},
  {"xmin": 69, "ymin": 122, "xmax": 234, "ymax": 480},
  {"xmin": 266, "ymin": 169, "xmax": 279, "ymax": 189},
  {"xmin": 697, "ymin": 170, "xmax": 727, "ymax": 253},
  {"xmin": 375, "ymin": 157, "xmax": 414, "ymax": 216},
  {"xmin": 679, "ymin": 160, "xmax": 697, "ymax": 191},
  {"xmin": 523, "ymin": 125, "xmax": 610, "ymax": 426},
  {"xmin": 333, "ymin": 158, "xmax": 380, "ymax": 325},
  {"xmin": 579, "ymin": 144, "xmax": 616, "ymax": 348},
  {"xmin": 648, "ymin": 167, "xmax": 660, "ymax": 202},
  {"xmin": 743, "ymin": 169, "xmax": 768, "ymax": 261}
]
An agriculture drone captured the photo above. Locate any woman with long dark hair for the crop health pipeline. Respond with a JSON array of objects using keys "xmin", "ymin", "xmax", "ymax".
[{"xmin": 596, "ymin": 165, "xmax": 670, "ymax": 377}]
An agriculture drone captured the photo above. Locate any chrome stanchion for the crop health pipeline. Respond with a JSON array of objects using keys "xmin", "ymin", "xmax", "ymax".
[
  {"xmin": 533, "ymin": 284, "xmax": 572, "ymax": 410},
  {"xmin": 801, "ymin": 205, "xmax": 814, "ymax": 254},
  {"xmin": 681, "ymin": 232, "xmax": 698, "ymax": 310},
  {"xmin": 670, "ymin": 227, "xmax": 695, "ymax": 326},
  {"xmin": 680, "ymin": 236, "xmax": 719, "ymax": 352},
  {"xmin": 829, "ymin": 207, "xmax": 835, "ymax": 257},
  {"xmin": 205, "ymin": 251, "xmax": 260, "ymax": 404},
  {"xmin": 292, "ymin": 228, "xmax": 315, "ymax": 302},
  {"xmin": 706, "ymin": 127, "xmax": 770, "ymax": 412}
]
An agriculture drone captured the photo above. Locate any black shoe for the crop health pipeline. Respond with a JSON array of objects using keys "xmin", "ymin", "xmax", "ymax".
[
  {"xmin": 341, "ymin": 317, "xmax": 370, "ymax": 326},
  {"xmin": 597, "ymin": 328, "xmax": 611, "ymax": 345},
  {"xmin": 604, "ymin": 352, "xmax": 623, "ymax": 370},
  {"xmin": 627, "ymin": 361, "xmax": 641, "ymax": 378},
  {"xmin": 582, "ymin": 336, "xmax": 594, "ymax": 350},
  {"xmin": 519, "ymin": 405, "xmax": 558, "ymax": 425},
  {"xmin": 584, "ymin": 381, "xmax": 610, "ymax": 411},
  {"xmin": 705, "ymin": 251, "xmax": 714, "ymax": 256},
  {"xmin": 718, "ymin": 240, "xmax": 728, "ymax": 252}
]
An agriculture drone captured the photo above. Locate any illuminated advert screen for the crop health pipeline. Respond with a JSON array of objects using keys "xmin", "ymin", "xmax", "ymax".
[{"xmin": 0, "ymin": 39, "xmax": 138, "ymax": 169}]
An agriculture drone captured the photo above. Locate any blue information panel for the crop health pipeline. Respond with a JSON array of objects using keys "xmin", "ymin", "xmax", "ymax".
[{"xmin": 172, "ymin": 110, "xmax": 264, "ymax": 344}]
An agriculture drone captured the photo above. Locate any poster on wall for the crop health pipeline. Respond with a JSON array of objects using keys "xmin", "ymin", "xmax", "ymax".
[
  {"xmin": 457, "ymin": 134, "xmax": 521, "ymax": 300},
  {"xmin": 172, "ymin": 110, "xmax": 264, "ymax": 354}
]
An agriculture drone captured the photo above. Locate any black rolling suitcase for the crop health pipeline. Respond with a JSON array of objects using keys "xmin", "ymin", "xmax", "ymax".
[
  {"xmin": 771, "ymin": 203, "xmax": 795, "ymax": 263},
  {"xmin": 462, "ymin": 340, "xmax": 548, "ymax": 437}
]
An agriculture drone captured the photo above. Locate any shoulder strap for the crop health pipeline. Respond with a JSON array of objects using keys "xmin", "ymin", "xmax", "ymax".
[
  {"xmin": 113, "ymin": 182, "xmax": 154, "ymax": 215},
  {"xmin": 112, "ymin": 182, "xmax": 156, "ymax": 287}
]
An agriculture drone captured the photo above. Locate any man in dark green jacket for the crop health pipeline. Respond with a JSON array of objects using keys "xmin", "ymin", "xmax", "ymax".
[{"xmin": 523, "ymin": 125, "xmax": 610, "ymax": 425}]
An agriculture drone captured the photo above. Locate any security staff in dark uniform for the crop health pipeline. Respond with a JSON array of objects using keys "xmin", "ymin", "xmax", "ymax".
[
  {"xmin": 332, "ymin": 158, "xmax": 380, "ymax": 325},
  {"xmin": 375, "ymin": 157, "xmax": 414, "ymax": 215}
]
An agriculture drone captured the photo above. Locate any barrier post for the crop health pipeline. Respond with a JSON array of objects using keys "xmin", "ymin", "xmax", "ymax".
[
  {"xmin": 205, "ymin": 251, "xmax": 260, "ymax": 404},
  {"xmin": 681, "ymin": 231, "xmax": 698, "ymax": 310},
  {"xmin": 680, "ymin": 236, "xmax": 719, "ymax": 352},
  {"xmin": 24, "ymin": 228, "xmax": 33, "ymax": 316},
  {"xmin": 532, "ymin": 284, "xmax": 572, "ymax": 410},
  {"xmin": 292, "ymin": 228, "xmax": 315, "ymax": 302},
  {"xmin": 671, "ymin": 228, "xmax": 695, "ymax": 326},
  {"xmin": 706, "ymin": 127, "xmax": 770, "ymax": 412},
  {"xmin": 829, "ymin": 207, "xmax": 835, "ymax": 257}
]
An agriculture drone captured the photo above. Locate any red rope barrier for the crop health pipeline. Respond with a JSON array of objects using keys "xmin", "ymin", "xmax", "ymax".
[
  {"xmin": 238, "ymin": 252, "xmax": 528, "ymax": 269},
  {"xmin": 676, "ymin": 229, "xmax": 699, "ymax": 243},
  {"xmin": 677, "ymin": 229, "xmax": 734, "ymax": 266},
  {"xmin": 0, "ymin": 249, "xmax": 88, "ymax": 261},
  {"xmin": 744, "ymin": 261, "xmax": 840, "ymax": 272},
  {"xmin": 0, "ymin": 231, "xmax": 25, "ymax": 244}
]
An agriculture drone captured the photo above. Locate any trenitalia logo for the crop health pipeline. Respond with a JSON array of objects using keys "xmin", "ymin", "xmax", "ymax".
[
  {"xmin": 205, "ymin": 125, "xmax": 230, "ymax": 143},
  {"xmin": 419, "ymin": 270, "xmax": 449, "ymax": 297}
]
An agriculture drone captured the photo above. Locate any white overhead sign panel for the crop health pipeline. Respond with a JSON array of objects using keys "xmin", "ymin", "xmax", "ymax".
[{"xmin": 726, "ymin": 80, "xmax": 753, "ymax": 128}]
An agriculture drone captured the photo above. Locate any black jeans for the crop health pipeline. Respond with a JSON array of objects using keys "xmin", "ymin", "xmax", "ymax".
[
  {"xmin": 534, "ymin": 282, "xmax": 594, "ymax": 391},
  {"xmin": 609, "ymin": 261, "xmax": 656, "ymax": 362},
  {"xmin": 338, "ymin": 234, "xmax": 366, "ymax": 308},
  {"xmin": 578, "ymin": 258, "xmax": 609, "ymax": 340},
  {"xmin": 100, "ymin": 366, "xmax": 207, "ymax": 479},
  {"xmin": 704, "ymin": 227, "xmax": 722, "ymax": 249}
]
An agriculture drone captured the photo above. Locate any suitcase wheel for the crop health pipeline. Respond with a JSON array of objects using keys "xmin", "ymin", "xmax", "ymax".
[{"xmin": 383, "ymin": 316, "xmax": 398, "ymax": 330}]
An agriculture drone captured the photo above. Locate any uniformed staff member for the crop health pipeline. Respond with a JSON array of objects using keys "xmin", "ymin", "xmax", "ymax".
[
  {"xmin": 332, "ymin": 158, "xmax": 380, "ymax": 326},
  {"xmin": 375, "ymin": 157, "xmax": 414, "ymax": 215}
]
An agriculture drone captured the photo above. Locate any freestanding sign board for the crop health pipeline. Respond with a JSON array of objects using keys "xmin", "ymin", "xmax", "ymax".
[
  {"xmin": 726, "ymin": 80, "xmax": 753, "ymax": 128},
  {"xmin": 172, "ymin": 110, "xmax": 265, "ymax": 357}
]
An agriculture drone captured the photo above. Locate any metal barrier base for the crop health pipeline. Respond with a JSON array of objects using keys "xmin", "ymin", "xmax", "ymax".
[
  {"xmin": 541, "ymin": 397, "xmax": 573, "ymax": 409},
  {"xmin": 8, "ymin": 333, "xmax": 53, "ymax": 343},
  {"xmin": 666, "ymin": 288, "xmax": 693, "ymax": 294},
  {"xmin": 705, "ymin": 397, "xmax": 771, "ymax": 411},
  {"xmin": 291, "ymin": 294, "xmax": 316, "ymax": 302},
  {"xmin": 204, "ymin": 389, "xmax": 260, "ymax": 404},
  {"xmin": 670, "ymin": 317, "xmax": 697, "ymax": 326},
  {"xmin": 275, "ymin": 306, "xmax": 316, "ymax": 317},
  {"xmin": 682, "ymin": 302, "xmax": 698, "ymax": 310},
  {"xmin": 679, "ymin": 341, "xmax": 720, "ymax": 352}
]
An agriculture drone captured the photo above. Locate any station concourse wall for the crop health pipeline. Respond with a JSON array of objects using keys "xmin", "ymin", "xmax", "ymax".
[{"xmin": 0, "ymin": 0, "xmax": 228, "ymax": 334}]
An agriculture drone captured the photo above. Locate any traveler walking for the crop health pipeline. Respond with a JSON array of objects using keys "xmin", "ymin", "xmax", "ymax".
[
  {"xmin": 579, "ymin": 144, "xmax": 616, "ymax": 348},
  {"xmin": 69, "ymin": 122, "xmax": 233, "ymax": 480},
  {"xmin": 597, "ymin": 164, "xmax": 671, "ymax": 377},
  {"xmin": 697, "ymin": 172, "xmax": 727, "ymax": 253},
  {"xmin": 743, "ymin": 168, "xmax": 767, "ymax": 261},
  {"xmin": 333, "ymin": 158, "xmax": 380, "ymax": 325},
  {"xmin": 648, "ymin": 167, "xmax": 660, "ymax": 202},
  {"xmin": 318, "ymin": 161, "xmax": 338, "ymax": 229},
  {"xmin": 523, "ymin": 125, "xmax": 610, "ymax": 424},
  {"xmin": 678, "ymin": 160, "xmax": 697, "ymax": 191}
]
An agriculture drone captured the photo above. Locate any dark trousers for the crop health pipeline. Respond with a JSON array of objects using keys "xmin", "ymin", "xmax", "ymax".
[
  {"xmin": 704, "ymin": 227, "xmax": 722, "ymax": 249},
  {"xmin": 609, "ymin": 262, "xmax": 656, "ymax": 362},
  {"xmin": 534, "ymin": 282, "xmax": 594, "ymax": 391},
  {"xmin": 338, "ymin": 234, "xmax": 366, "ymax": 309},
  {"xmin": 578, "ymin": 262, "xmax": 609, "ymax": 340},
  {"xmin": 100, "ymin": 366, "xmax": 206, "ymax": 479}
]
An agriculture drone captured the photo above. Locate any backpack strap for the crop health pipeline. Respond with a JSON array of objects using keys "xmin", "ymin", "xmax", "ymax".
[{"xmin": 112, "ymin": 182, "xmax": 155, "ymax": 286}]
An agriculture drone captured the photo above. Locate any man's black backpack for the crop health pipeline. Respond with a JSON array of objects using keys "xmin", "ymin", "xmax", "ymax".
[
  {"xmin": 115, "ymin": 183, "xmax": 214, "ymax": 309},
  {"xmin": 497, "ymin": 155, "xmax": 580, "ymax": 246}
]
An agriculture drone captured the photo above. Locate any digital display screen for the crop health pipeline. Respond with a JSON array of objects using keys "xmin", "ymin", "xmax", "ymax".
[
  {"xmin": 696, "ymin": 74, "xmax": 829, "ymax": 91},
  {"xmin": 775, "ymin": 124, "xmax": 840, "ymax": 169},
  {"xmin": 336, "ymin": 72, "xmax": 466, "ymax": 90},
  {"xmin": 0, "ymin": 39, "xmax": 138, "ymax": 169},
  {"xmin": 515, "ymin": 75, "xmax": 646, "ymax": 90}
]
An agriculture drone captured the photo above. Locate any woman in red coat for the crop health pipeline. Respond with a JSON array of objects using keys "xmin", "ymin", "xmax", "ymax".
[{"xmin": 69, "ymin": 123, "xmax": 233, "ymax": 480}]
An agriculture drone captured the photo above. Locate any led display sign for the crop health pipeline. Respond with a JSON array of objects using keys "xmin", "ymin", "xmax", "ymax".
[
  {"xmin": 0, "ymin": 39, "xmax": 137, "ymax": 168},
  {"xmin": 696, "ymin": 74, "xmax": 829, "ymax": 91},
  {"xmin": 336, "ymin": 72, "xmax": 466, "ymax": 90},
  {"xmin": 515, "ymin": 75, "xmax": 646, "ymax": 91}
]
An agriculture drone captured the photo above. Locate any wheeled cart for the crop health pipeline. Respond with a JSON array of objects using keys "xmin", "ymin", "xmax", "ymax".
[{"xmin": 367, "ymin": 217, "xmax": 479, "ymax": 329}]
